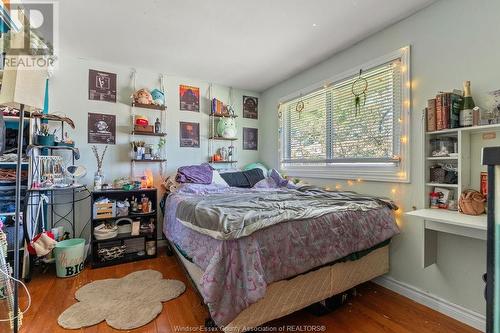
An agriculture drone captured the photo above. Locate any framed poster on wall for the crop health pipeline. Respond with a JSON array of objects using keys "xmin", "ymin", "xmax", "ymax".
[
  {"xmin": 180, "ymin": 85, "xmax": 200, "ymax": 112},
  {"xmin": 243, "ymin": 127, "xmax": 258, "ymax": 150},
  {"xmin": 88, "ymin": 69, "xmax": 117, "ymax": 102},
  {"xmin": 243, "ymin": 96, "xmax": 258, "ymax": 119},
  {"xmin": 179, "ymin": 122, "xmax": 200, "ymax": 148},
  {"xmin": 88, "ymin": 112, "xmax": 116, "ymax": 144}
]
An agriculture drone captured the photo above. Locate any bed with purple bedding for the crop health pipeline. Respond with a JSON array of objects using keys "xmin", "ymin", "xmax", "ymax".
[{"xmin": 163, "ymin": 184, "xmax": 399, "ymax": 327}]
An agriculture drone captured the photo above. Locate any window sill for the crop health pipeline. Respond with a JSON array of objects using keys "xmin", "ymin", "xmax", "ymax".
[{"xmin": 281, "ymin": 164, "xmax": 410, "ymax": 183}]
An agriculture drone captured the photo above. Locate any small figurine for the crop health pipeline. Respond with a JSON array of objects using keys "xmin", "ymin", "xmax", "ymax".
[{"xmin": 133, "ymin": 88, "xmax": 153, "ymax": 105}]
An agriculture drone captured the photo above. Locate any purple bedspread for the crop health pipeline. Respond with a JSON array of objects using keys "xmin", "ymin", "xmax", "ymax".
[{"xmin": 164, "ymin": 185, "xmax": 399, "ymax": 326}]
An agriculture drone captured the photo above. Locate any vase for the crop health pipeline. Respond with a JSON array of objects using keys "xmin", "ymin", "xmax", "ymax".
[{"xmin": 94, "ymin": 170, "xmax": 104, "ymax": 190}]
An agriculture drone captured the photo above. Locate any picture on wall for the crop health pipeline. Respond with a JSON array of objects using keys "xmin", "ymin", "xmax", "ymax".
[
  {"xmin": 88, "ymin": 69, "xmax": 117, "ymax": 103},
  {"xmin": 88, "ymin": 112, "xmax": 116, "ymax": 144},
  {"xmin": 243, "ymin": 127, "xmax": 258, "ymax": 150},
  {"xmin": 179, "ymin": 121, "xmax": 200, "ymax": 148},
  {"xmin": 179, "ymin": 85, "xmax": 200, "ymax": 112},
  {"xmin": 243, "ymin": 95, "xmax": 258, "ymax": 119}
]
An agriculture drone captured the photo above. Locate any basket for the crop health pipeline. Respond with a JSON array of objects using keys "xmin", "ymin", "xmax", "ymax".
[
  {"xmin": 98, "ymin": 245, "xmax": 126, "ymax": 261},
  {"xmin": 93, "ymin": 202, "xmax": 116, "ymax": 219},
  {"xmin": 430, "ymin": 166, "xmax": 445, "ymax": 183}
]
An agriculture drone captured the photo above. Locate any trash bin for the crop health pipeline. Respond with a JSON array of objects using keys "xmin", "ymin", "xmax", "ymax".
[{"xmin": 54, "ymin": 238, "xmax": 86, "ymax": 278}]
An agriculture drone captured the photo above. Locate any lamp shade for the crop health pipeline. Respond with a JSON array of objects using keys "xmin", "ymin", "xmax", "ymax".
[{"xmin": 0, "ymin": 54, "xmax": 48, "ymax": 109}]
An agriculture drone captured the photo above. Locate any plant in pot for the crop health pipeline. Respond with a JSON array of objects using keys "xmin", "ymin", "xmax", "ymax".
[{"xmin": 36, "ymin": 124, "xmax": 55, "ymax": 146}]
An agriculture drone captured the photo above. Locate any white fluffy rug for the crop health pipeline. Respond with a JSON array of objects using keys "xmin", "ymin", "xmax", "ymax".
[{"xmin": 58, "ymin": 269, "xmax": 186, "ymax": 330}]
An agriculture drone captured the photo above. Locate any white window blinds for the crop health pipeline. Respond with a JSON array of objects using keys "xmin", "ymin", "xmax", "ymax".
[{"xmin": 281, "ymin": 58, "xmax": 402, "ymax": 165}]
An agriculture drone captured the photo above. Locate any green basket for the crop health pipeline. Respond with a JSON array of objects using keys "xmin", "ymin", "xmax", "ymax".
[{"xmin": 54, "ymin": 238, "xmax": 86, "ymax": 278}]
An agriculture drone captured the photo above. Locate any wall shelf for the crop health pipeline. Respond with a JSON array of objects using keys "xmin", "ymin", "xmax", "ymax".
[
  {"xmin": 131, "ymin": 102, "xmax": 166, "ymax": 111},
  {"xmin": 210, "ymin": 160, "xmax": 237, "ymax": 164},
  {"xmin": 425, "ymin": 182, "xmax": 458, "ymax": 188},
  {"xmin": 131, "ymin": 159, "xmax": 166, "ymax": 163},
  {"xmin": 131, "ymin": 131, "xmax": 166, "ymax": 137},
  {"xmin": 209, "ymin": 136, "xmax": 237, "ymax": 141},
  {"xmin": 209, "ymin": 113, "xmax": 238, "ymax": 118},
  {"xmin": 426, "ymin": 156, "xmax": 458, "ymax": 160},
  {"xmin": 426, "ymin": 123, "xmax": 500, "ymax": 135}
]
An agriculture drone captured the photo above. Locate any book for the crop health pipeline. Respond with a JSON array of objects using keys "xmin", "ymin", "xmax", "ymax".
[
  {"xmin": 436, "ymin": 94, "xmax": 444, "ymax": 130},
  {"xmin": 426, "ymin": 99, "xmax": 436, "ymax": 132},
  {"xmin": 449, "ymin": 93, "xmax": 463, "ymax": 128},
  {"xmin": 442, "ymin": 93, "xmax": 450, "ymax": 129}
]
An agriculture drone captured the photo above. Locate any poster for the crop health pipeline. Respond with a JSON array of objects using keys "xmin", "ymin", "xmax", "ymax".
[
  {"xmin": 243, "ymin": 96, "xmax": 258, "ymax": 119},
  {"xmin": 179, "ymin": 122, "xmax": 200, "ymax": 148},
  {"xmin": 88, "ymin": 112, "xmax": 116, "ymax": 144},
  {"xmin": 243, "ymin": 127, "xmax": 258, "ymax": 150},
  {"xmin": 88, "ymin": 69, "xmax": 117, "ymax": 102},
  {"xmin": 179, "ymin": 85, "xmax": 200, "ymax": 112}
]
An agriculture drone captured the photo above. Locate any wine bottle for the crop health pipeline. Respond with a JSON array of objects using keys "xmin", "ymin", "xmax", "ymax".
[{"xmin": 460, "ymin": 81, "xmax": 475, "ymax": 127}]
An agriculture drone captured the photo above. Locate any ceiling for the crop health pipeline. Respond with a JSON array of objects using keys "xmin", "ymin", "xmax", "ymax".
[{"xmin": 59, "ymin": 0, "xmax": 435, "ymax": 92}]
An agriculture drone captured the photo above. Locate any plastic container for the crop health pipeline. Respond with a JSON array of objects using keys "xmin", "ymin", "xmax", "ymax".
[{"xmin": 54, "ymin": 238, "xmax": 86, "ymax": 278}]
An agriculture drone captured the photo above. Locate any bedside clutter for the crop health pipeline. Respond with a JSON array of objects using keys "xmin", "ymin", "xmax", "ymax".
[{"xmin": 90, "ymin": 188, "xmax": 158, "ymax": 268}]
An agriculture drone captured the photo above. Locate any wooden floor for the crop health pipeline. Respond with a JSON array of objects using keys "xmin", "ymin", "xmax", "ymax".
[{"xmin": 3, "ymin": 248, "xmax": 480, "ymax": 333}]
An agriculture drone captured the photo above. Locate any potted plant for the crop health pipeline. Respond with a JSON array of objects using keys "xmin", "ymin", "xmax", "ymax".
[{"xmin": 36, "ymin": 124, "xmax": 55, "ymax": 146}]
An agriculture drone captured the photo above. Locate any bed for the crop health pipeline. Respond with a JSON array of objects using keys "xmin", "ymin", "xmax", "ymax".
[{"xmin": 163, "ymin": 181, "xmax": 399, "ymax": 332}]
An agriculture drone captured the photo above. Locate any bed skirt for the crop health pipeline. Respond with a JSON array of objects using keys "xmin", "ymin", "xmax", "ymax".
[{"xmin": 173, "ymin": 244, "xmax": 389, "ymax": 332}]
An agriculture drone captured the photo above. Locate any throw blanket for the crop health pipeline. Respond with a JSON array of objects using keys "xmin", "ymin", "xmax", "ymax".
[{"xmin": 176, "ymin": 185, "xmax": 397, "ymax": 240}]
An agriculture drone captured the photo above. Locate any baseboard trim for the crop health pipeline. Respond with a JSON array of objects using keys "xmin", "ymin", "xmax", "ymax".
[{"xmin": 372, "ymin": 276, "xmax": 485, "ymax": 332}]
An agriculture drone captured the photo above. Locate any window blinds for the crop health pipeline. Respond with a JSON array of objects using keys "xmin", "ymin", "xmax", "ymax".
[{"xmin": 281, "ymin": 59, "xmax": 402, "ymax": 165}]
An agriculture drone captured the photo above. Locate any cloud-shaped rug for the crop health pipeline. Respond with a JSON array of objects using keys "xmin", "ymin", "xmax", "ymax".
[{"xmin": 58, "ymin": 269, "xmax": 186, "ymax": 330}]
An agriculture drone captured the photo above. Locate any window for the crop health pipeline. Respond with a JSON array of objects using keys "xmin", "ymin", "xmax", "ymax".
[{"xmin": 279, "ymin": 47, "xmax": 410, "ymax": 182}]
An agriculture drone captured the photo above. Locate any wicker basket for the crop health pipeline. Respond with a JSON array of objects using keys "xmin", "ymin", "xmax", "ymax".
[{"xmin": 430, "ymin": 166, "xmax": 446, "ymax": 183}]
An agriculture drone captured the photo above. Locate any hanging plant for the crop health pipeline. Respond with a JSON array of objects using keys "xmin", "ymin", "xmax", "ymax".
[{"xmin": 351, "ymin": 69, "xmax": 368, "ymax": 116}]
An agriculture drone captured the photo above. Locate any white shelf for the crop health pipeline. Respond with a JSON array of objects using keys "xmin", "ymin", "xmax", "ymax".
[
  {"xmin": 426, "ymin": 156, "xmax": 458, "ymax": 160},
  {"xmin": 425, "ymin": 183, "xmax": 458, "ymax": 188},
  {"xmin": 406, "ymin": 209, "xmax": 486, "ymax": 268},
  {"xmin": 426, "ymin": 123, "xmax": 500, "ymax": 135}
]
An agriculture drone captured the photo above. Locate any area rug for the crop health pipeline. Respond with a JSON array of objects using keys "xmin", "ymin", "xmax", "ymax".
[{"xmin": 57, "ymin": 269, "xmax": 186, "ymax": 330}]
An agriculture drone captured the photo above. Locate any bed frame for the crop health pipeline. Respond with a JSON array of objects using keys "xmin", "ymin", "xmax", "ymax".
[{"xmin": 167, "ymin": 242, "xmax": 390, "ymax": 333}]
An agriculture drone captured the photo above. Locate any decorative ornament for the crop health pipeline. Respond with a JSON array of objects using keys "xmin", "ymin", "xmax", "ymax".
[
  {"xmin": 351, "ymin": 69, "xmax": 368, "ymax": 116},
  {"xmin": 296, "ymin": 97, "xmax": 304, "ymax": 119}
]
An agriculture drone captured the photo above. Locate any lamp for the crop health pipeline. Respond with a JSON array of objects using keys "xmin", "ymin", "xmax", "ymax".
[{"xmin": 0, "ymin": 34, "xmax": 48, "ymax": 333}]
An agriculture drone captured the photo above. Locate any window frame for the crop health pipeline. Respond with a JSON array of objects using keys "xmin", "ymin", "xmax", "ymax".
[{"xmin": 278, "ymin": 46, "xmax": 411, "ymax": 183}]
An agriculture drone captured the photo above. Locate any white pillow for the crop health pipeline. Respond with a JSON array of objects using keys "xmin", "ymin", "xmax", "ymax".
[{"xmin": 211, "ymin": 170, "xmax": 229, "ymax": 187}]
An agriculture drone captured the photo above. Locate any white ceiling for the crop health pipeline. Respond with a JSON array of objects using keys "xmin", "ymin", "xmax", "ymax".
[{"xmin": 59, "ymin": 0, "xmax": 435, "ymax": 92}]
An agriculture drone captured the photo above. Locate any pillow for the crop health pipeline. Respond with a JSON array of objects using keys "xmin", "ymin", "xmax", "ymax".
[
  {"xmin": 270, "ymin": 169, "xmax": 289, "ymax": 187},
  {"xmin": 211, "ymin": 170, "xmax": 229, "ymax": 187},
  {"xmin": 220, "ymin": 168, "xmax": 265, "ymax": 188},
  {"xmin": 176, "ymin": 163, "xmax": 213, "ymax": 184},
  {"xmin": 243, "ymin": 162, "xmax": 268, "ymax": 176},
  {"xmin": 253, "ymin": 177, "xmax": 279, "ymax": 189}
]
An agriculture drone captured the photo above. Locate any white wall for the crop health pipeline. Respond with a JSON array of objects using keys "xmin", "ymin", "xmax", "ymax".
[
  {"xmin": 48, "ymin": 54, "xmax": 260, "ymax": 236},
  {"xmin": 260, "ymin": 0, "xmax": 500, "ymax": 316}
]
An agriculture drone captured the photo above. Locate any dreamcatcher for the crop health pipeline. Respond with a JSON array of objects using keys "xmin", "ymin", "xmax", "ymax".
[
  {"xmin": 351, "ymin": 69, "xmax": 368, "ymax": 116},
  {"xmin": 295, "ymin": 95, "xmax": 304, "ymax": 119}
]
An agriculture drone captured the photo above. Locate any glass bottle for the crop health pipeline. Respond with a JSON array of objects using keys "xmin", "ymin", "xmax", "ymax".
[{"xmin": 460, "ymin": 81, "xmax": 475, "ymax": 127}]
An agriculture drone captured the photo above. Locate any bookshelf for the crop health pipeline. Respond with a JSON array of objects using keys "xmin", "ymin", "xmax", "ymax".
[{"xmin": 406, "ymin": 122, "xmax": 500, "ymax": 267}]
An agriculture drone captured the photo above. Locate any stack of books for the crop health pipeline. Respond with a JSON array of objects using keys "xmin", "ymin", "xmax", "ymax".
[{"xmin": 426, "ymin": 91, "xmax": 463, "ymax": 132}]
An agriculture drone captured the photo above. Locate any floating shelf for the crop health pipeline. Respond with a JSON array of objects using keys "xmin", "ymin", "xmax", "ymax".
[
  {"xmin": 131, "ymin": 131, "xmax": 167, "ymax": 137},
  {"xmin": 425, "ymin": 183, "xmax": 459, "ymax": 188},
  {"xmin": 209, "ymin": 136, "xmax": 237, "ymax": 141},
  {"xmin": 209, "ymin": 113, "xmax": 238, "ymax": 118},
  {"xmin": 210, "ymin": 160, "xmax": 237, "ymax": 164},
  {"xmin": 426, "ymin": 123, "xmax": 500, "ymax": 135},
  {"xmin": 131, "ymin": 102, "xmax": 166, "ymax": 111},
  {"xmin": 131, "ymin": 159, "xmax": 166, "ymax": 163}
]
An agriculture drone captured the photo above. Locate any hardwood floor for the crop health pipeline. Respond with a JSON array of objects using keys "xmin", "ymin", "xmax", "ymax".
[{"xmin": 4, "ymin": 248, "xmax": 480, "ymax": 333}]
